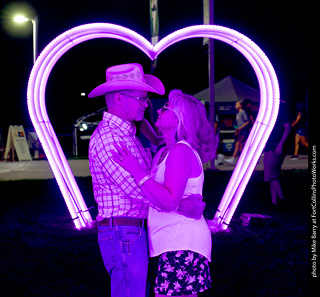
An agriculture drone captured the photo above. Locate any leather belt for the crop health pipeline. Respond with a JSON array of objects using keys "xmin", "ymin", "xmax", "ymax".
[{"xmin": 99, "ymin": 217, "xmax": 145, "ymax": 227}]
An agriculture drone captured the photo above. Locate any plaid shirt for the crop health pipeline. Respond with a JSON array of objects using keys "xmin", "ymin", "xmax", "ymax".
[{"xmin": 89, "ymin": 112, "xmax": 152, "ymax": 220}]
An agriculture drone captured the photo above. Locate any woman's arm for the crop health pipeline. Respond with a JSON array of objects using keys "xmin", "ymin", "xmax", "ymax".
[
  {"xmin": 249, "ymin": 115, "xmax": 255, "ymax": 125},
  {"xmin": 291, "ymin": 112, "xmax": 301, "ymax": 127},
  {"xmin": 140, "ymin": 119, "xmax": 164, "ymax": 146},
  {"xmin": 112, "ymin": 143, "xmax": 192, "ymax": 211}
]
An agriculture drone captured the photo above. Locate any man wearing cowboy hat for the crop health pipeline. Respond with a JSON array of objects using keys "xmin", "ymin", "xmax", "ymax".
[{"xmin": 88, "ymin": 63, "xmax": 205, "ymax": 297}]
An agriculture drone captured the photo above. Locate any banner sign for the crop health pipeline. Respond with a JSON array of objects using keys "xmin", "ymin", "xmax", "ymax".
[{"xmin": 4, "ymin": 125, "xmax": 32, "ymax": 161}]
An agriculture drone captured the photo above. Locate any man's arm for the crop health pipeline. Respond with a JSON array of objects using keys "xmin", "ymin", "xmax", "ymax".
[
  {"xmin": 236, "ymin": 120, "xmax": 249, "ymax": 133},
  {"xmin": 177, "ymin": 194, "xmax": 206, "ymax": 219}
]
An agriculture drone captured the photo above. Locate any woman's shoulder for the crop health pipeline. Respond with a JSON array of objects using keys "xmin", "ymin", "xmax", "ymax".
[
  {"xmin": 169, "ymin": 141, "xmax": 196, "ymax": 160},
  {"xmin": 169, "ymin": 141, "xmax": 202, "ymax": 177}
]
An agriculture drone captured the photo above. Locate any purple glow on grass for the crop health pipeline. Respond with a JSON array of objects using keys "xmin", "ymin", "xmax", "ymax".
[{"xmin": 27, "ymin": 23, "xmax": 279, "ymax": 230}]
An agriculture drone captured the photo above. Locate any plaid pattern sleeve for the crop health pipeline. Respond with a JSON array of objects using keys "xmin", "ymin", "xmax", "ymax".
[{"xmin": 89, "ymin": 113, "xmax": 151, "ymax": 220}]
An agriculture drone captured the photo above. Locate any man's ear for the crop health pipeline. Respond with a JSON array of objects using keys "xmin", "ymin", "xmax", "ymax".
[{"xmin": 113, "ymin": 93, "xmax": 122, "ymax": 105}]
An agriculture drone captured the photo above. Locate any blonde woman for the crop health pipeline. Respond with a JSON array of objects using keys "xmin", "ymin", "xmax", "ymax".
[{"xmin": 112, "ymin": 89, "xmax": 218, "ymax": 296}]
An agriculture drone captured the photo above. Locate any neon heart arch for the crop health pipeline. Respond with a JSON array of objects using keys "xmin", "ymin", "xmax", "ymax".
[{"xmin": 27, "ymin": 23, "xmax": 279, "ymax": 230}]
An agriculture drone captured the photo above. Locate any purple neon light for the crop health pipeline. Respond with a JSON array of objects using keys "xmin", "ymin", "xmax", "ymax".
[{"xmin": 27, "ymin": 23, "xmax": 279, "ymax": 230}]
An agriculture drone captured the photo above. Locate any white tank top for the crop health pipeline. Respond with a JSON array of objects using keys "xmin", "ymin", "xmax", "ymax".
[{"xmin": 148, "ymin": 140, "xmax": 212, "ymax": 261}]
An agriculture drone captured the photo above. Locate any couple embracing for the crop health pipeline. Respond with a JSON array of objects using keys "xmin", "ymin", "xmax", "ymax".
[{"xmin": 88, "ymin": 63, "xmax": 217, "ymax": 297}]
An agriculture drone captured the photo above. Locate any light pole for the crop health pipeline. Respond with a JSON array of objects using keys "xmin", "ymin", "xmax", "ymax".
[
  {"xmin": 13, "ymin": 15, "xmax": 39, "ymax": 159},
  {"xmin": 13, "ymin": 15, "xmax": 38, "ymax": 63}
]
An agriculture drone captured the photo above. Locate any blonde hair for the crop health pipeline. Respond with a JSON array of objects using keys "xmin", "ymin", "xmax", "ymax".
[{"xmin": 169, "ymin": 89, "xmax": 218, "ymax": 163}]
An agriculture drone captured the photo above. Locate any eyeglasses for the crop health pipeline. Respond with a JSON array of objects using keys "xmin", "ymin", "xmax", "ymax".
[
  {"xmin": 161, "ymin": 103, "xmax": 177, "ymax": 115},
  {"xmin": 119, "ymin": 93, "xmax": 149, "ymax": 104}
]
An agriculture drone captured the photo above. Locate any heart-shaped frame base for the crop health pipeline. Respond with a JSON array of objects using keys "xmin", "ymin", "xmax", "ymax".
[{"xmin": 27, "ymin": 23, "xmax": 279, "ymax": 230}]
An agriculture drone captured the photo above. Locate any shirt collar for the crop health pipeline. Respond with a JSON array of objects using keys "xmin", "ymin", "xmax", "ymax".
[{"xmin": 102, "ymin": 112, "xmax": 136, "ymax": 136}]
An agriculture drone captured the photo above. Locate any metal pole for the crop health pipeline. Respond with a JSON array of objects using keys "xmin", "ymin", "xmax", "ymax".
[
  {"xmin": 206, "ymin": 0, "xmax": 215, "ymax": 169},
  {"xmin": 73, "ymin": 128, "xmax": 78, "ymax": 156},
  {"xmin": 30, "ymin": 16, "xmax": 39, "ymax": 159},
  {"xmin": 31, "ymin": 16, "xmax": 38, "ymax": 64},
  {"xmin": 150, "ymin": 0, "xmax": 159, "ymax": 73}
]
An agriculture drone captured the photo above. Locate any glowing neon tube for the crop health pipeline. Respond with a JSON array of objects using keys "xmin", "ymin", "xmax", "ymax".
[{"xmin": 27, "ymin": 23, "xmax": 279, "ymax": 230}]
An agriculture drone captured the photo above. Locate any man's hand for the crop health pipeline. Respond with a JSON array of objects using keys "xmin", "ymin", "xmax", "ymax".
[{"xmin": 177, "ymin": 194, "xmax": 206, "ymax": 219}]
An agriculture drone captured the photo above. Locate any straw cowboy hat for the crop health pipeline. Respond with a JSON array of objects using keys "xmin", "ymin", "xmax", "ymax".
[{"xmin": 88, "ymin": 63, "xmax": 165, "ymax": 98}]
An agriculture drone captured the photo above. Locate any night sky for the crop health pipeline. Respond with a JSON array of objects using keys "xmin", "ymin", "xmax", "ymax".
[{"xmin": 1, "ymin": 0, "xmax": 307, "ymax": 135}]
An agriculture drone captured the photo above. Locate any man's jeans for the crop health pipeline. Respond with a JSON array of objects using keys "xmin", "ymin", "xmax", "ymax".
[{"xmin": 98, "ymin": 224, "xmax": 149, "ymax": 297}]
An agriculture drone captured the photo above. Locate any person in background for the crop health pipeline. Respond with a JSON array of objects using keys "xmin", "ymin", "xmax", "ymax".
[
  {"xmin": 224, "ymin": 101, "xmax": 250, "ymax": 165},
  {"xmin": 242, "ymin": 98, "xmax": 255, "ymax": 128},
  {"xmin": 214, "ymin": 111, "xmax": 225, "ymax": 166},
  {"xmin": 290, "ymin": 102, "xmax": 308, "ymax": 160},
  {"xmin": 88, "ymin": 63, "xmax": 206, "ymax": 297},
  {"xmin": 112, "ymin": 90, "xmax": 218, "ymax": 296},
  {"xmin": 264, "ymin": 100, "xmax": 291, "ymax": 206}
]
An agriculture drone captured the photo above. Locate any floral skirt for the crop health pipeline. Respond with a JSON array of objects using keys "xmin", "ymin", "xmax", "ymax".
[{"xmin": 154, "ymin": 250, "xmax": 211, "ymax": 296}]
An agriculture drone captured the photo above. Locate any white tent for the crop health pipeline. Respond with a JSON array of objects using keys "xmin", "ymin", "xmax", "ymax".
[{"xmin": 194, "ymin": 75, "xmax": 260, "ymax": 103}]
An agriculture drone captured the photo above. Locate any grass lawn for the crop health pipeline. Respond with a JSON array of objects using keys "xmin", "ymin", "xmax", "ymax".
[{"xmin": 0, "ymin": 170, "xmax": 309, "ymax": 296}]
